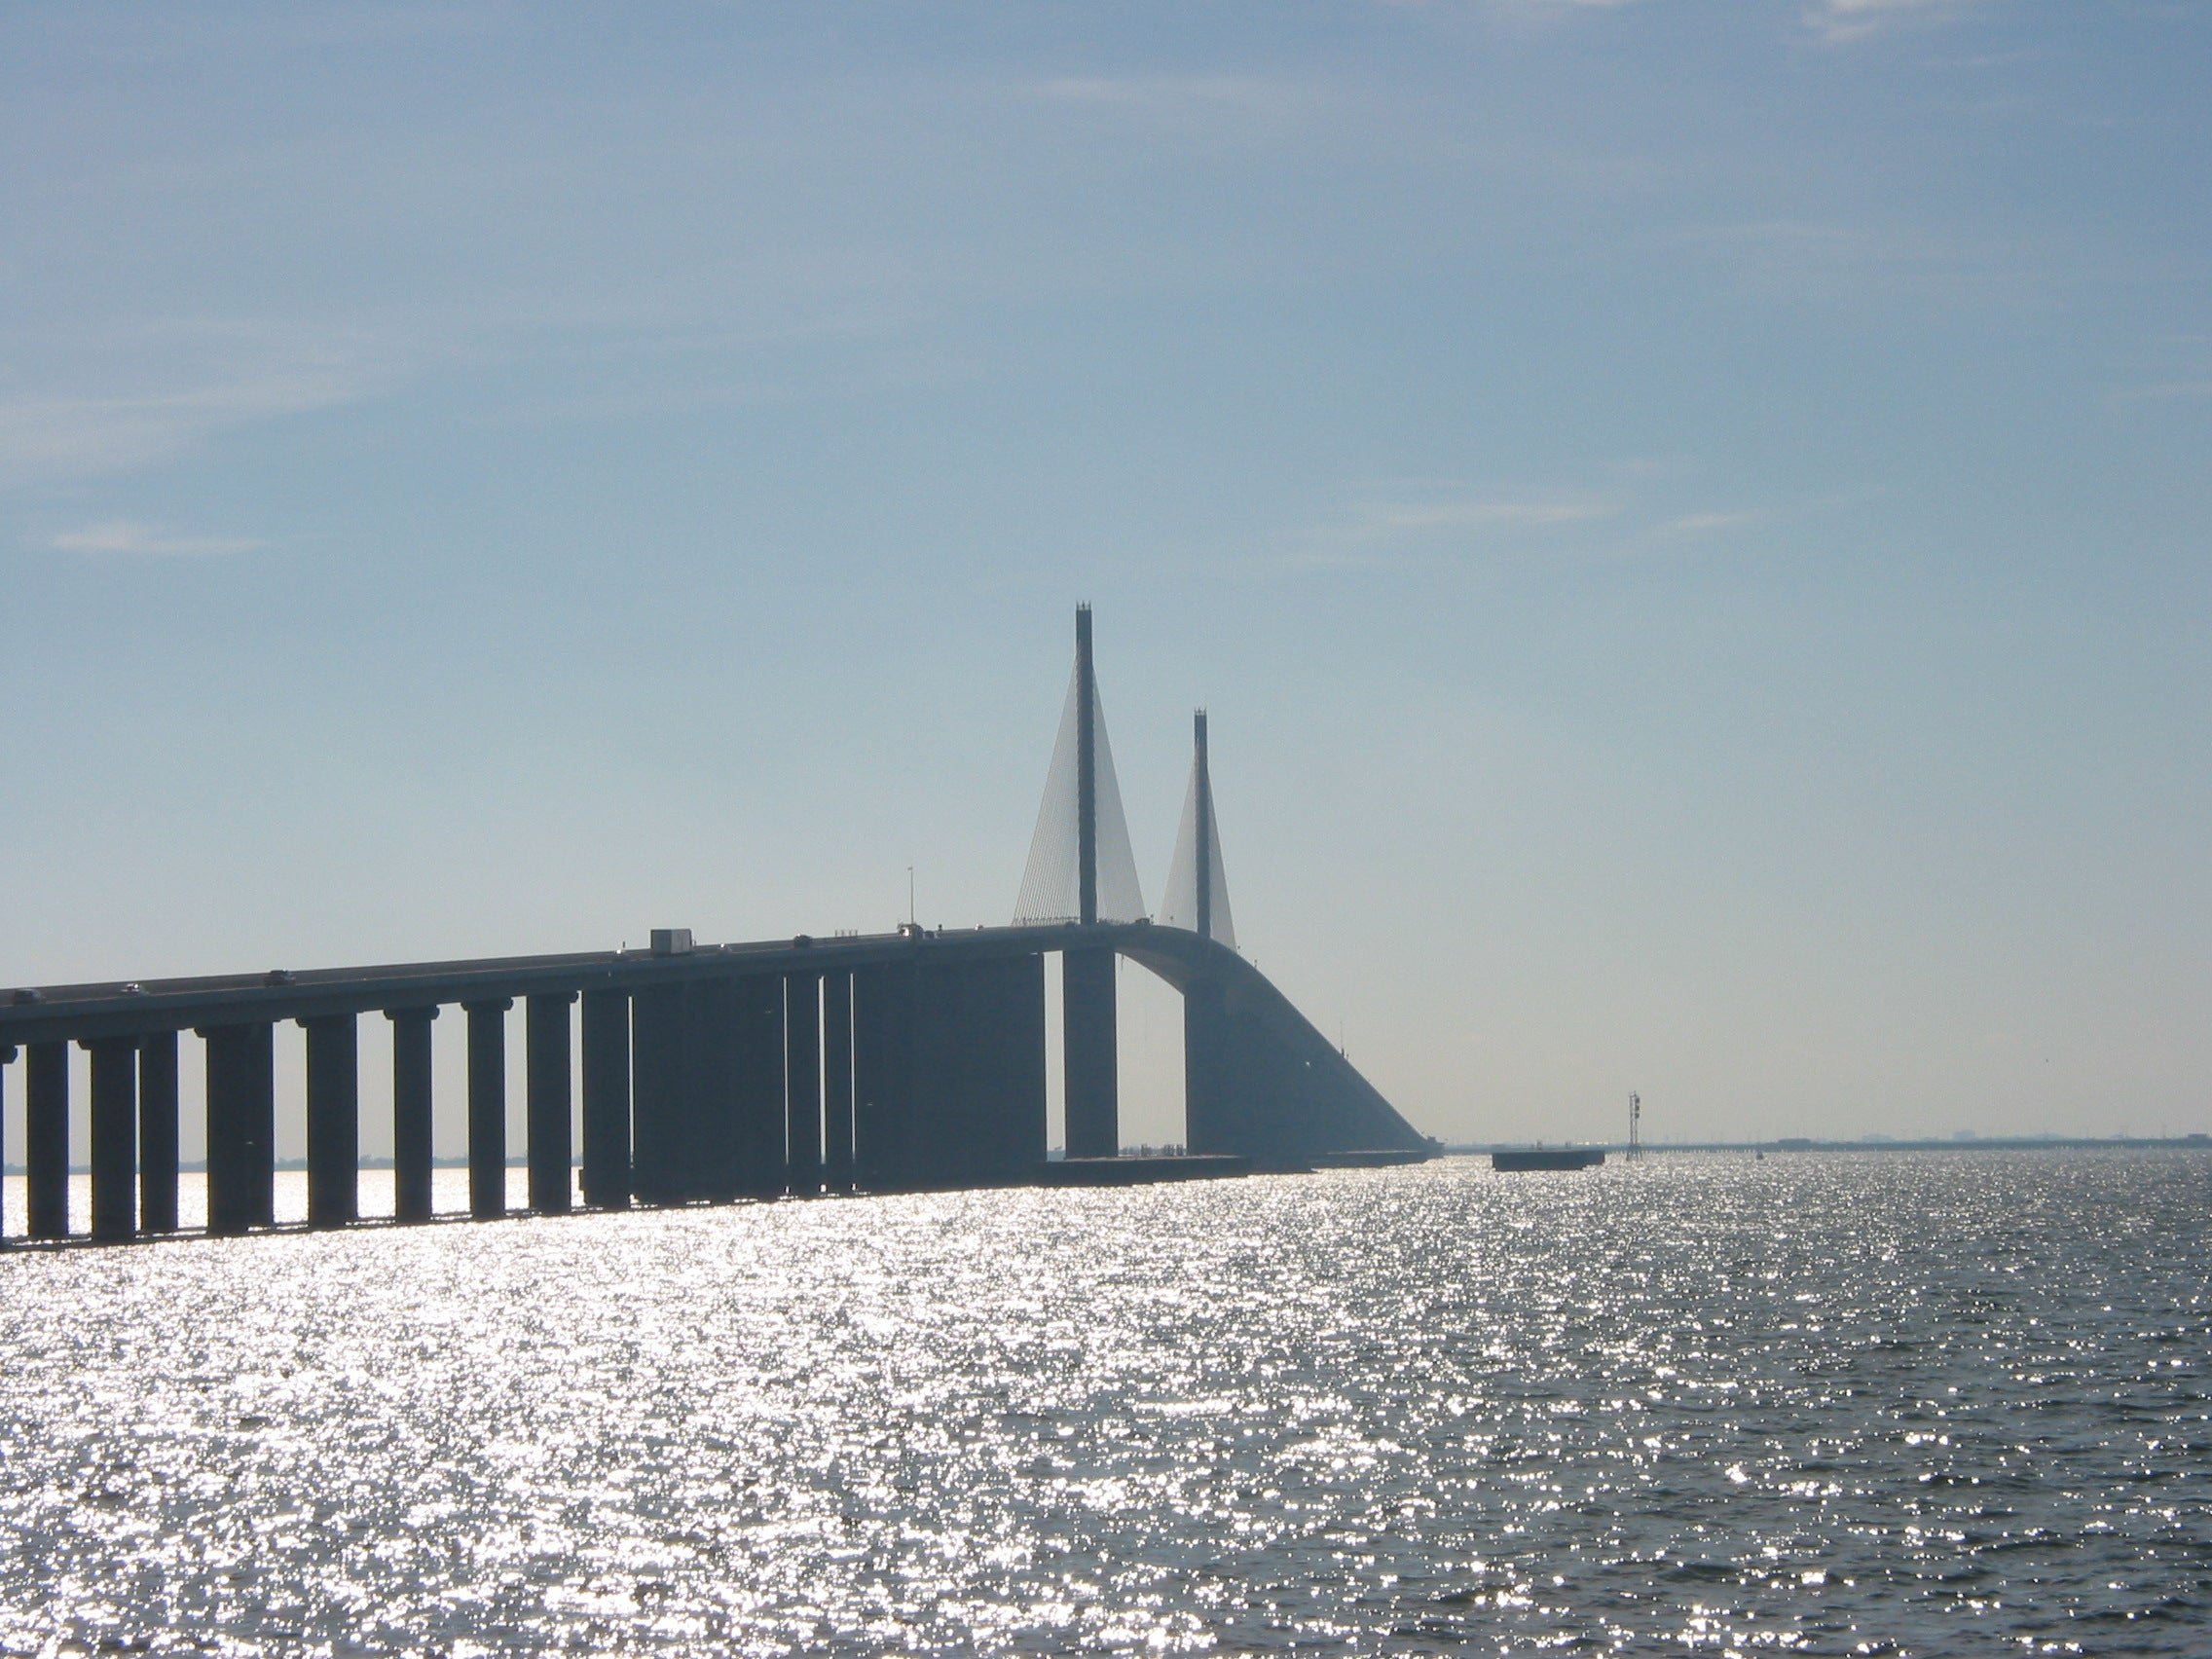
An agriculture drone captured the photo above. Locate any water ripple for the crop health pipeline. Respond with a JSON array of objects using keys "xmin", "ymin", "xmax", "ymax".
[{"xmin": 1, "ymin": 1150, "xmax": 2206, "ymax": 1654}]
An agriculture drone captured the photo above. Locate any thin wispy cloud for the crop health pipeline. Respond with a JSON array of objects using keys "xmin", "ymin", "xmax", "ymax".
[
  {"xmin": 1493, "ymin": 0, "xmax": 1649, "ymax": 13},
  {"xmin": 48, "ymin": 520, "xmax": 265, "ymax": 558},
  {"xmin": 0, "ymin": 327, "xmax": 400, "ymax": 493},
  {"xmin": 1262, "ymin": 489, "xmax": 1619, "ymax": 574},
  {"xmin": 1027, "ymin": 75, "xmax": 1296, "ymax": 110},
  {"xmin": 1386, "ymin": 0, "xmax": 1654, "ymax": 27},
  {"xmin": 1019, "ymin": 73, "xmax": 1331, "ymax": 138},
  {"xmin": 1688, "ymin": 213, "xmax": 2076, "ymax": 310},
  {"xmin": 1346, "ymin": 497, "xmax": 1614, "ymax": 538},
  {"xmin": 1281, "ymin": 471, "xmax": 1781, "ymax": 576},
  {"xmin": 1807, "ymin": 0, "xmax": 1990, "ymax": 45},
  {"xmin": 1660, "ymin": 509, "xmax": 1765, "ymax": 535}
]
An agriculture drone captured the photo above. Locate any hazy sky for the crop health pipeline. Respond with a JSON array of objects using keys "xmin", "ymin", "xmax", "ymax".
[{"xmin": 3, "ymin": 1, "xmax": 2207, "ymax": 1149}]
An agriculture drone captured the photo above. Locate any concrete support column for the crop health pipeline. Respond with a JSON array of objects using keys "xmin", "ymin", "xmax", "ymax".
[
  {"xmin": 629, "ymin": 983, "xmax": 683, "ymax": 1205},
  {"xmin": 579, "ymin": 988, "xmax": 631, "ymax": 1208},
  {"xmin": 87, "ymin": 1038, "xmax": 138, "ymax": 1243},
  {"xmin": 387, "ymin": 1008, "xmax": 437, "ymax": 1222},
  {"xmin": 909, "ymin": 964, "xmax": 969, "ymax": 1190},
  {"xmin": 735, "ymin": 975, "xmax": 786, "ymax": 1199},
  {"xmin": 201, "ymin": 1027, "xmax": 243, "ymax": 1235},
  {"xmin": 683, "ymin": 977, "xmax": 739, "ymax": 1202},
  {"xmin": 527, "ymin": 992, "xmax": 575, "ymax": 1214},
  {"xmin": 975, "ymin": 954, "xmax": 1048, "ymax": 1183},
  {"xmin": 1016, "ymin": 956, "xmax": 1050, "ymax": 1174},
  {"xmin": 821, "ymin": 972, "xmax": 854, "ymax": 1192},
  {"xmin": 465, "ymin": 1000, "xmax": 511, "ymax": 1219},
  {"xmin": 244, "ymin": 1024, "xmax": 276, "ymax": 1227},
  {"xmin": 202, "ymin": 1025, "xmax": 272, "ymax": 1235},
  {"xmin": 25, "ymin": 1041, "xmax": 68, "ymax": 1239},
  {"xmin": 138, "ymin": 1032, "xmax": 180, "ymax": 1235},
  {"xmin": 785, "ymin": 974, "xmax": 822, "ymax": 1196},
  {"xmin": 1061, "ymin": 946, "xmax": 1119, "ymax": 1159},
  {"xmin": 0, "ymin": 1046, "xmax": 12, "ymax": 1237},
  {"xmin": 1181, "ymin": 977, "xmax": 1235, "ymax": 1157},
  {"xmin": 303, "ymin": 1014, "xmax": 359, "ymax": 1229},
  {"xmin": 852, "ymin": 966, "xmax": 913, "ymax": 1193}
]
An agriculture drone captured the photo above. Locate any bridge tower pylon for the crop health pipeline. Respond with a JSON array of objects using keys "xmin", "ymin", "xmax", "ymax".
[
  {"xmin": 1015, "ymin": 604, "xmax": 1146, "ymax": 1159},
  {"xmin": 1161, "ymin": 709, "xmax": 1242, "ymax": 1156},
  {"xmin": 1161, "ymin": 709, "xmax": 1235, "ymax": 949}
]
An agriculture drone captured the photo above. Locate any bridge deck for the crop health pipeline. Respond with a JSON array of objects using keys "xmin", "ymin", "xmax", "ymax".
[
  {"xmin": 0, "ymin": 923, "xmax": 1121, "ymax": 1043},
  {"xmin": 0, "ymin": 919, "xmax": 1426, "ymax": 1250}
]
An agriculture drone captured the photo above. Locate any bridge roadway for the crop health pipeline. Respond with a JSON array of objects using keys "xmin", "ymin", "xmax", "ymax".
[{"xmin": 0, "ymin": 921, "xmax": 1428, "ymax": 1246}]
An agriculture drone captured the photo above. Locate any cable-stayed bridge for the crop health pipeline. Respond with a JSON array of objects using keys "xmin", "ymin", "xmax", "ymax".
[{"xmin": 0, "ymin": 608, "xmax": 1428, "ymax": 1246}]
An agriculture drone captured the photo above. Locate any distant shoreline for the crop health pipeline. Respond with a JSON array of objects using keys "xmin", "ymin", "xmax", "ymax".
[
  {"xmin": 1441, "ymin": 1135, "xmax": 2211, "ymax": 1156},
  {"xmin": 5, "ymin": 1138, "xmax": 2206, "ymax": 1175}
]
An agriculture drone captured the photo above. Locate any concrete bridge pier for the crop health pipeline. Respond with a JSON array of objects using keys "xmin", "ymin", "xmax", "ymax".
[
  {"xmin": 1011, "ymin": 955, "xmax": 1051, "ymax": 1174},
  {"xmin": 388, "ymin": 1008, "xmax": 437, "ymax": 1222},
  {"xmin": 247, "ymin": 1025, "xmax": 276, "ymax": 1226},
  {"xmin": 200, "ymin": 1026, "xmax": 241, "ymax": 1235},
  {"xmin": 1180, "ymin": 976, "xmax": 1235, "ymax": 1156},
  {"xmin": 591, "ymin": 972, "xmax": 793, "ymax": 1207},
  {"xmin": 465, "ymin": 1000, "xmax": 510, "ymax": 1219},
  {"xmin": 202, "ymin": 1023, "xmax": 275, "ymax": 1235},
  {"xmin": 851, "ymin": 955, "xmax": 1045, "ymax": 1192},
  {"xmin": 735, "ymin": 974, "xmax": 786, "ymax": 1199},
  {"xmin": 822, "ymin": 971, "xmax": 854, "ymax": 1191},
  {"xmin": 906, "ymin": 963, "xmax": 965, "ymax": 1188},
  {"xmin": 688, "ymin": 977, "xmax": 745, "ymax": 1201},
  {"xmin": 1061, "ymin": 945, "xmax": 1118, "ymax": 1159},
  {"xmin": 579, "ymin": 988, "xmax": 631, "ymax": 1208},
  {"xmin": 852, "ymin": 963, "xmax": 912, "ymax": 1192},
  {"xmin": 0, "ymin": 1047, "xmax": 11, "ymax": 1235},
  {"xmin": 138, "ymin": 1032, "xmax": 179, "ymax": 1234},
  {"xmin": 630, "ymin": 983, "xmax": 683, "ymax": 1204},
  {"xmin": 971, "ymin": 954, "xmax": 1047, "ymax": 1183},
  {"xmin": 27, "ymin": 1040, "xmax": 69, "ymax": 1238},
  {"xmin": 87, "ymin": 1037, "xmax": 137, "ymax": 1242},
  {"xmin": 925, "ymin": 960, "xmax": 1022, "ymax": 1187},
  {"xmin": 304, "ymin": 1014, "xmax": 359, "ymax": 1229},
  {"xmin": 785, "ymin": 973, "xmax": 822, "ymax": 1195},
  {"xmin": 527, "ymin": 992, "xmax": 575, "ymax": 1214}
]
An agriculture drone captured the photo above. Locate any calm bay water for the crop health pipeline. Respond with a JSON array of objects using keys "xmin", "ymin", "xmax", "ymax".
[{"xmin": 0, "ymin": 1151, "xmax": 2204, "ymax": 1655}]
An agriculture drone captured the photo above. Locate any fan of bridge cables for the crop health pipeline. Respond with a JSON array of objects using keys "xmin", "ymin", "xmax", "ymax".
[
  {"xmin": 1157, "ymin": 751, "xmax": 1236, "ymax": 949},
  {"xmin": 1014, "ymin": 661, "xmax": 1148, "ymax": 925}
]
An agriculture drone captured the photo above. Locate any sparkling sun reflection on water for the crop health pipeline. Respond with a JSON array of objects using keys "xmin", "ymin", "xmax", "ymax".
[{"xmin": 0, "ymin": 1152, "xmax": 2205, "ymax": 1654}]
